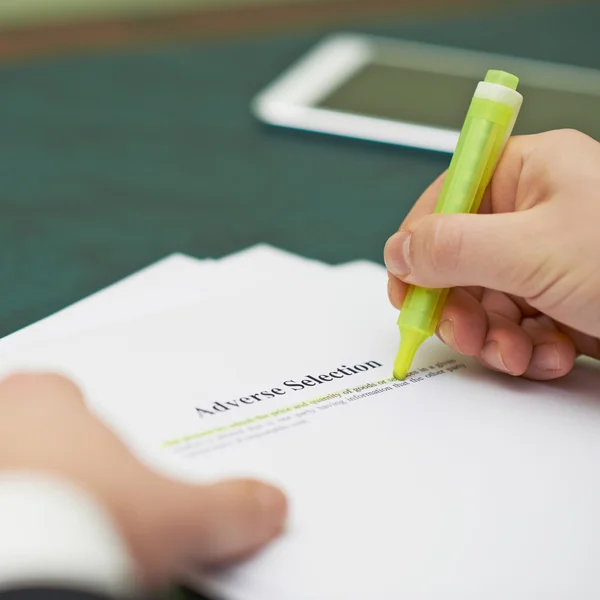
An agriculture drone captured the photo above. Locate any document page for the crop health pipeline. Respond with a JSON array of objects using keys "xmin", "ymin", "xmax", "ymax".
[
  {"xmin": 0, "ymin": 244, "xmax": 332, "ymax": 353},
  {"xmin": 1, "ymin": 258, "xmax": 600, "ymax": 599}
]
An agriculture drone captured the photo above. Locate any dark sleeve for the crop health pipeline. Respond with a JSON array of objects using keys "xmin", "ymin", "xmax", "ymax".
[{"xmin": 0, "ymin": 588, "xmax": 146, "ymax": 600}]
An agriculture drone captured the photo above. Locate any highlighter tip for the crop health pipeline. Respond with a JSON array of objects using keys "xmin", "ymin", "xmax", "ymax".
[
  {"xmin": 393, "ymin": 349, "xmax": 413, "ymax": 380},
  {"xmin": 393, "ymin": 328, "xmax": 428, "ymax": 381},
  {"xmin": 393, "ymin": 363, "xmax": 409, "ymax": 381}
]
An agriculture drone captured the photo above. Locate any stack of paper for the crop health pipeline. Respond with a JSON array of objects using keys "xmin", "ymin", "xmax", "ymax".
[{"xmin": 1, "ymin": 245, "xmax": 600, "ymax": 599}]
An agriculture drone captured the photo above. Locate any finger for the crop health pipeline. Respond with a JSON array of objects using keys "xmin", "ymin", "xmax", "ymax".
[
  {"xmin": 479, "ymin": 312, "xmax": 533, "ymax": 376},
  {"xmin": 555, "ymin": 323, "xmax": 600, "ymax": 361},
  {"xmin": 396, "ymin": 134, "xmax": 535, "ymax": 237},
  {"xmin": 487, "ymin": 134, "xmax": 532, "ymax": 214},
  {"xmin": 387, "ymin": 172, "xmax": 449, "ymax": 295},
  {"xmin": 165, "ymin": 479, "xmax": 287, "ymax": 568},
  {"xmin": 464, "ymin": 286, "xmax": 484, "ymax": 301},
  {"xmin": 384, "ymin": 133, "xmax": 573, "ymax": 299},
  {"xmin": 384, "ymin": 208, "xmax": 551, "ymax": 300},
  {"xmin": 533, "ymin": 314, "xmax": 560, "ymax": 332},
  {"xmin": 521, "ymin": 317, "xmax": 576, "ymax": 380},
  {"xmin": 507, "ymin": 294, "xmax": 540, "ymax": 319},
  {"xmin": 388, "ymin": 272, "xmax": 405, "ymax": 310},
  {"xmin": 0, "ymin": 372, "xmax": 85, "ymax": 407},
  {"xmin": 436, "ymin": 288, "xmax": 487, "ymax": 357},
  {"xmin": 480, "ymin": 289, "xmax": 522, "ymax": 324}
]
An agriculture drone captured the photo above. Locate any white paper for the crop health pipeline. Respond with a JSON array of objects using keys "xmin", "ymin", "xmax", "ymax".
[
  {"xmin": 0, "ymin": 244, "xmax": 332, "ymax": 352},
  {"xmin": 1, "ymin": 253, "xmax": 600, "ymax": 599}
]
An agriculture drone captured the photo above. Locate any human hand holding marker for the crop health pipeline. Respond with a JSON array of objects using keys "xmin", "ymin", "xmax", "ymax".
[
  {"xmin": 387, "ymin": 70, "xmax": 524, "ymax": 379},
  {"xmin": 385, "ymin": 129, "xmax": 600, "ymax": 380}
]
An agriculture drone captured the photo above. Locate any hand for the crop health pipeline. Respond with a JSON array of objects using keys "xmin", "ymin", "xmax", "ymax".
[
  {"xmin": 384, "ymin": 129, "xmax": 600, "ymax": 380},
  {"xmin": 0, "ymin": 373, "xmax": 287, "ymax": 588}
]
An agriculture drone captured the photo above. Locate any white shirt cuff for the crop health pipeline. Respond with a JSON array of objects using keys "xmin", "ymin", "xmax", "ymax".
[{"xmin": 0, "ymin": 471, "xmax": 140, "ymax": 598}]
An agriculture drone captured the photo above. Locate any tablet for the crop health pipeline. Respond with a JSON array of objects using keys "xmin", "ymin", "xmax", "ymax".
[{"xmin": 252, "ymin": 34, "xmax": 600, "ymax": 153}]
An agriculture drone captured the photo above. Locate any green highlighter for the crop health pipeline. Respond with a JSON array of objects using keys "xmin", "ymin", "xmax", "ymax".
[{"xmin": 393, "ymin": 69, "xmax": 524, "ymax": 380}]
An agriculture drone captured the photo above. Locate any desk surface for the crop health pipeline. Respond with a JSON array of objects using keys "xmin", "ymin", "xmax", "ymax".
[{"xmin": 0, "ymin": 2, "xmax": 598, "ymax": 340}]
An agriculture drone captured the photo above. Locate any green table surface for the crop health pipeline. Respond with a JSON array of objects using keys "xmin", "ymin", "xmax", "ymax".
[
  {"xmin": 2, "ymin": 3, "xmax": 599, "ymax": 340},
  {"xmin": 0, "ymin": 2, "xmax": 598, "ymax": 598}
]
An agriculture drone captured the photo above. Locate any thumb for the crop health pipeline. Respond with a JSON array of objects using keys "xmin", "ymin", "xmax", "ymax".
[
  {"xmin": 384, "ymin": 211, "xmax": 547, "ymax": 297},
  {"xmin": 151, "ymin": 478, "xmax": 287, "ymax": 575}
]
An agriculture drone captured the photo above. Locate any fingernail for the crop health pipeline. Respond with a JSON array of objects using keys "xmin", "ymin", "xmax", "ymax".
[
  {"xmin": 437, "ymin": 319, "xmax": 458, "ymax": 350},
  {"xmin": 384, "ymin": 231, "xmax": 411, "ymax": 278},
  {"xmin": 532, "ymin": 344, "xmax": 561, "ymax": 372},
  {"xmin": 480, "ymin": 341, "xmax": 510, "ymax": 373}
]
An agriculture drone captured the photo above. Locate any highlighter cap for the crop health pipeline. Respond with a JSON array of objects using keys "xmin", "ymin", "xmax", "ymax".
[{"xmin": 485, "ymin": 69, "xmax": 519, "ymax": 90}]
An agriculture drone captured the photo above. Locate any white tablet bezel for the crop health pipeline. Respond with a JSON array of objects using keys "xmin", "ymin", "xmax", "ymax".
[{"xmin": 252, "ymin": 33, "xmax": 600, "ymax": 154}]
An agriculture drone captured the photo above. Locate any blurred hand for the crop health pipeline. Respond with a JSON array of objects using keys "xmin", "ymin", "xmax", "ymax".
[
  {"xmin": 0, "ymin": 373, "xmax": 287, "ymax": 588},
  {"xmin": 384, "ymin": 129, "xmax": 600, "ymax": 380}
]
